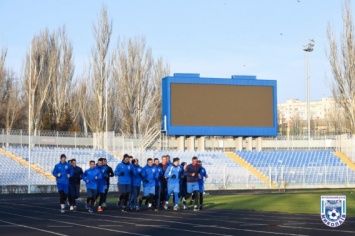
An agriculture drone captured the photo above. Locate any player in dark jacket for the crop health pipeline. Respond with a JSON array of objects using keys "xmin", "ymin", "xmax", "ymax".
[
  {"xmin": 183, "ymin": 156, "xmax": 202, "ymax": 211},
  {"xmin": 179, "ymin": 162, "xmax": 188, "ymax": 202},
  {"xmin": 102, "ymin": 158, "xmax": 114, "ymax": 208},
  {"xmin": 154, "ymin": 158, "xmax": 164, "ymax": 209},
  {"xmin": 158, "ymin": 155, "xmax": 170, "ymax": 208},
  {"xmin": 52, "ymin": 154, "xmax": 73, "ymax": 213},
  {"xmin": 68, "ymin": 159, "xmax": 83, "ymax": 211},
  {"xmin": 197, "ymin": 160, "xmax": 208, "ymax": 210}
]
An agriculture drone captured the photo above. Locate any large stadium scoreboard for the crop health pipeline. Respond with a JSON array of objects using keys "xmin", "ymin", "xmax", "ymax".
[{"xmin": 162, "ymin": 73, "xmax": 277, "ymax": 137}]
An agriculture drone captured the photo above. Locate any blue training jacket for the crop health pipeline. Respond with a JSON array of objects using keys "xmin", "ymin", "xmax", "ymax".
[
  {"xmin": 83, "ymin": 168, "xmax": 102, "ymax": 189},
  {"xmin": 164, "ymin": 164, "xmax": 183, "ymax": 185},
  {"xmin": 141, "ymin": 164, "xmax": 159, "ymax": 187},
  {"xmin": 132, "ymin": 165, "xmax": 143, "ymax": 187},
  {"xmin": 155, "ymin": 164, "xmax": 163, "ymax": 186},
  {"xmin": 114, "ymin": 161, "xmax": 135, "ymax": 184},
  {"xmin": 52, "ymin": 161, "xmax": 73, "ymax": 185},
  {"xmin": 95, "ymin": 164, "xmax": 108, "ymax": 185},
  {"xmin": 198, "ymin": 167, "xmax": 207, "ymax": 185}
]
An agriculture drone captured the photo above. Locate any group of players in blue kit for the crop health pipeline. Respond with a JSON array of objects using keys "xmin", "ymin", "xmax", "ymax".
[{"xmin": 52, "ymin": 153, "xmax": 208, "ymax": 213}]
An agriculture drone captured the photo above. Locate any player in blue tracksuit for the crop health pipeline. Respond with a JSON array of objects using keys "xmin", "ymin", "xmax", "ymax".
[
  {"xmin": 95, "ymin": 158, "xmax": 108, "ymax": 212},
  {"xmin": 68, "ymin": 159, "xmax": 83, "ymax": 211},
  {"xmin": 52, "ymin": 154, "xmax": 73, "ymax": 213},
  {"xmin": 83, "ymin": 160, "xmax": 102, "ymax": 213},
  {"xmin": 115, "ymin": 154, "xmax": 135, "ymax": 212},
  {"xmin": 140, "ymin": 158, "xmax": 159, "ymax": 210},
  {"xmin": 164, "ymin": 157, "xmax": 183, "ymax": 210},
  {"xmin": 183, "ymin": 156, "xmax": 202, "ymax": 211},
  {"xmin": 130, "ymin": 159, "xmax": 142, "ymax": 210},
  {"xmin": 154, "ymin": 158, "xmax": 163, "ymax": 209}
]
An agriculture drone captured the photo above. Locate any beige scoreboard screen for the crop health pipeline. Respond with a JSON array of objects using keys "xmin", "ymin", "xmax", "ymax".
[{"xmin": 170, "ymin": 83, "xmax": 274, "ymax": 127}]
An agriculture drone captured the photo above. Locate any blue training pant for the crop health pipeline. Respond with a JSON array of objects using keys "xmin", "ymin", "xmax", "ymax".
[
  {"xmin": 187, "ymin": 182, "xmax": 199, "ymax": 193},
  {"xmin": 86, "ymin": 188, "xmax": 97, "ymax": 199},
  {"xmin": 130, "ymin": 186, "xmax": 140, "ymax": 207},
  {"xmin": 143, "ymin": 186, "xmax": 155, "ymax": 197},
  {"xmin": 118, "ymin": 184, "xmax": 131, "ymax": 193},
  {"xmin": 97, "ymin": 182, "xmax": 107, "ymax": 194},
  {"xmin": 199, "ymin": 184, "xmax": 204, "ymax": 193},
  {"xmin": 57, "ymin": 183, "xmax": 69, "ymax": 194},
  {"xmin": 69, "ymin": 185, "xmax": 80, "ymax": 205},
  {"xmin": 166, "ymin": 183, "xmax": 180, "ymax": 205}
]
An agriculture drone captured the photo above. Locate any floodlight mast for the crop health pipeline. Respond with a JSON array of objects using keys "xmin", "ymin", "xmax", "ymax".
[{"xmin": 303, "ymin": 39, "xmax": 315, "ymax": 150}]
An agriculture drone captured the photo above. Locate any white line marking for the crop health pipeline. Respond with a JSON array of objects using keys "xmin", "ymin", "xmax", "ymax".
[
  {"xmin": 47, "ymin": 226, "xmax": 73, "ymax": 228},
  {"xmin": 239, "ymin": 224, "xmax": 268, "ymax": 227},
  {"xmin": 135, "ymin": 224, "xmax": 170, "ymax": 227},
  {"xmin": 0, "ymin": 211, "xmax": 150, "ymax": 236},
  {"xmin": 1, "ymin": 203, "xmax": 311, "ymax": 236},
  {"xmin": 0, "ymin": 219, "xmax": 68, "ymax": 236},
  {"xmin": 279, "ymin": 225, "xmax": 355, "ymax": 234},
  {"xmin": 98, "ymin": 225, "xmax": 123, "ymax": 227}
]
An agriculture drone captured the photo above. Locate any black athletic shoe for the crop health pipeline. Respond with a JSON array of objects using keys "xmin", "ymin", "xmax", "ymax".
[
  {"xmin": 182, "ymin": 197, "xmax": 186, "ymax": 205},
  {"xmin": 199, "ymin": 205, "xmax": 203, "ymax": 210}
]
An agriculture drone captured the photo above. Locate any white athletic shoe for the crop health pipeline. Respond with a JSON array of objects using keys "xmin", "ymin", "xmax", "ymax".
[
  {"xmin": 193, "ymin": 205, "xmax": 200, "ymax": 211},
  {"xmin": 70, "ymin": 206, "xmax": 74, "ymax": 211},
  {"xmin": 174, "ymin": 205, "xmax": 179, "ymax": 211},
  {"xmin": 164, "ymin": 204, "xmax": 168, "ymax": 210},
  {"xmin": 183, "ymin": 205, "xmax": 188, "ymax": 210}
]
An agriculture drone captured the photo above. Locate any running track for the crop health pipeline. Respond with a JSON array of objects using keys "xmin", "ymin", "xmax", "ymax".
[{"xmin": 0, "ymin": 193, "xmax": 354, "ymax": 236}]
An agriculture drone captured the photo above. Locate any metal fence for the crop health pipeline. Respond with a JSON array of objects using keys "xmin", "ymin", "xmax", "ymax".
[
  {"xmin": 1, "ymin": 165, "xmax": 355, "ymax": 194},
  {"xmin": 2, "ymin": 129, "xmax": 355, "ymax": 193}
]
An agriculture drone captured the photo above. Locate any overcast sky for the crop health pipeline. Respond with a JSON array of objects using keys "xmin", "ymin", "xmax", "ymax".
[{"xmin": 0, "ymin": 0, "xmax": 349, "ymax": 103}]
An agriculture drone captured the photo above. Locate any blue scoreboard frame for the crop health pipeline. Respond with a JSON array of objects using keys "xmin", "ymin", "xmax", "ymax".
[{"xmin": 162, "ymin": 73, "xmax": 278, "ymax": 137}]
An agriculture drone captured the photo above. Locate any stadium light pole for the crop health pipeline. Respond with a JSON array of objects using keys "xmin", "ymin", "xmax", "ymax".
[
  {"xmin": 303, "ymin": 39, "xmax": 315, "ymax": 150},
  {"xmin": 28, "ymin": 45, "xmax": 32, "ymax": 194},
  {"xmin": 105, "ymin": 73, "xmax": 108, "ymax": 160}
]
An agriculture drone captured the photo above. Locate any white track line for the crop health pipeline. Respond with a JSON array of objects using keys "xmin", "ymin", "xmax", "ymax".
[
  {"xmin": 279, "ymin": 225, "xmax": 355, "ymax": 234},
  {"xmin": 1, "ymin": 204, "xmax": 308, "ymax": 236},
  {"xmin": 0, "ymin": 219, "xmax": 68, "ymax": 236},
  {"xmin": 0, "ymin": 211, "xmax": 150, "ymax": 236}
]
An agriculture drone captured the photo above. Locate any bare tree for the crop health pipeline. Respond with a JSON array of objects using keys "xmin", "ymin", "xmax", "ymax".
[
  {"xmin": 49, "ymin": 27, "xmax": 75, "ymax": 130},
  {"xmin": 24, "ymin": 29, "xmax": 60, "ymax": 135},
  {"xmin": 0, "ymin": 47, "xmax": 22, "ymax": 132},
  {"xmin": 0, "ymin": 47, "xmax": 7, "ymax": 127},
  {"xmin": 111, "ymin": 36, "xmax": 169, "ymax": 138},
  {"xmin": 327, "ymin": 0, "xmax": 355, "ymax": 133},
  {"xmin": 83, "ymin": 6, "xmax": 112, "ymax": 135},
  {"xmin": 3, "ymin": 70, "xmax": 21, "ymax": 132},
  {"xmin": 74, "ymin": 69, "xmax": 91, "ymax": 136},
  {"xmin": 0, "ymin": 47, "xmax": 6, "ymax": 87}
]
